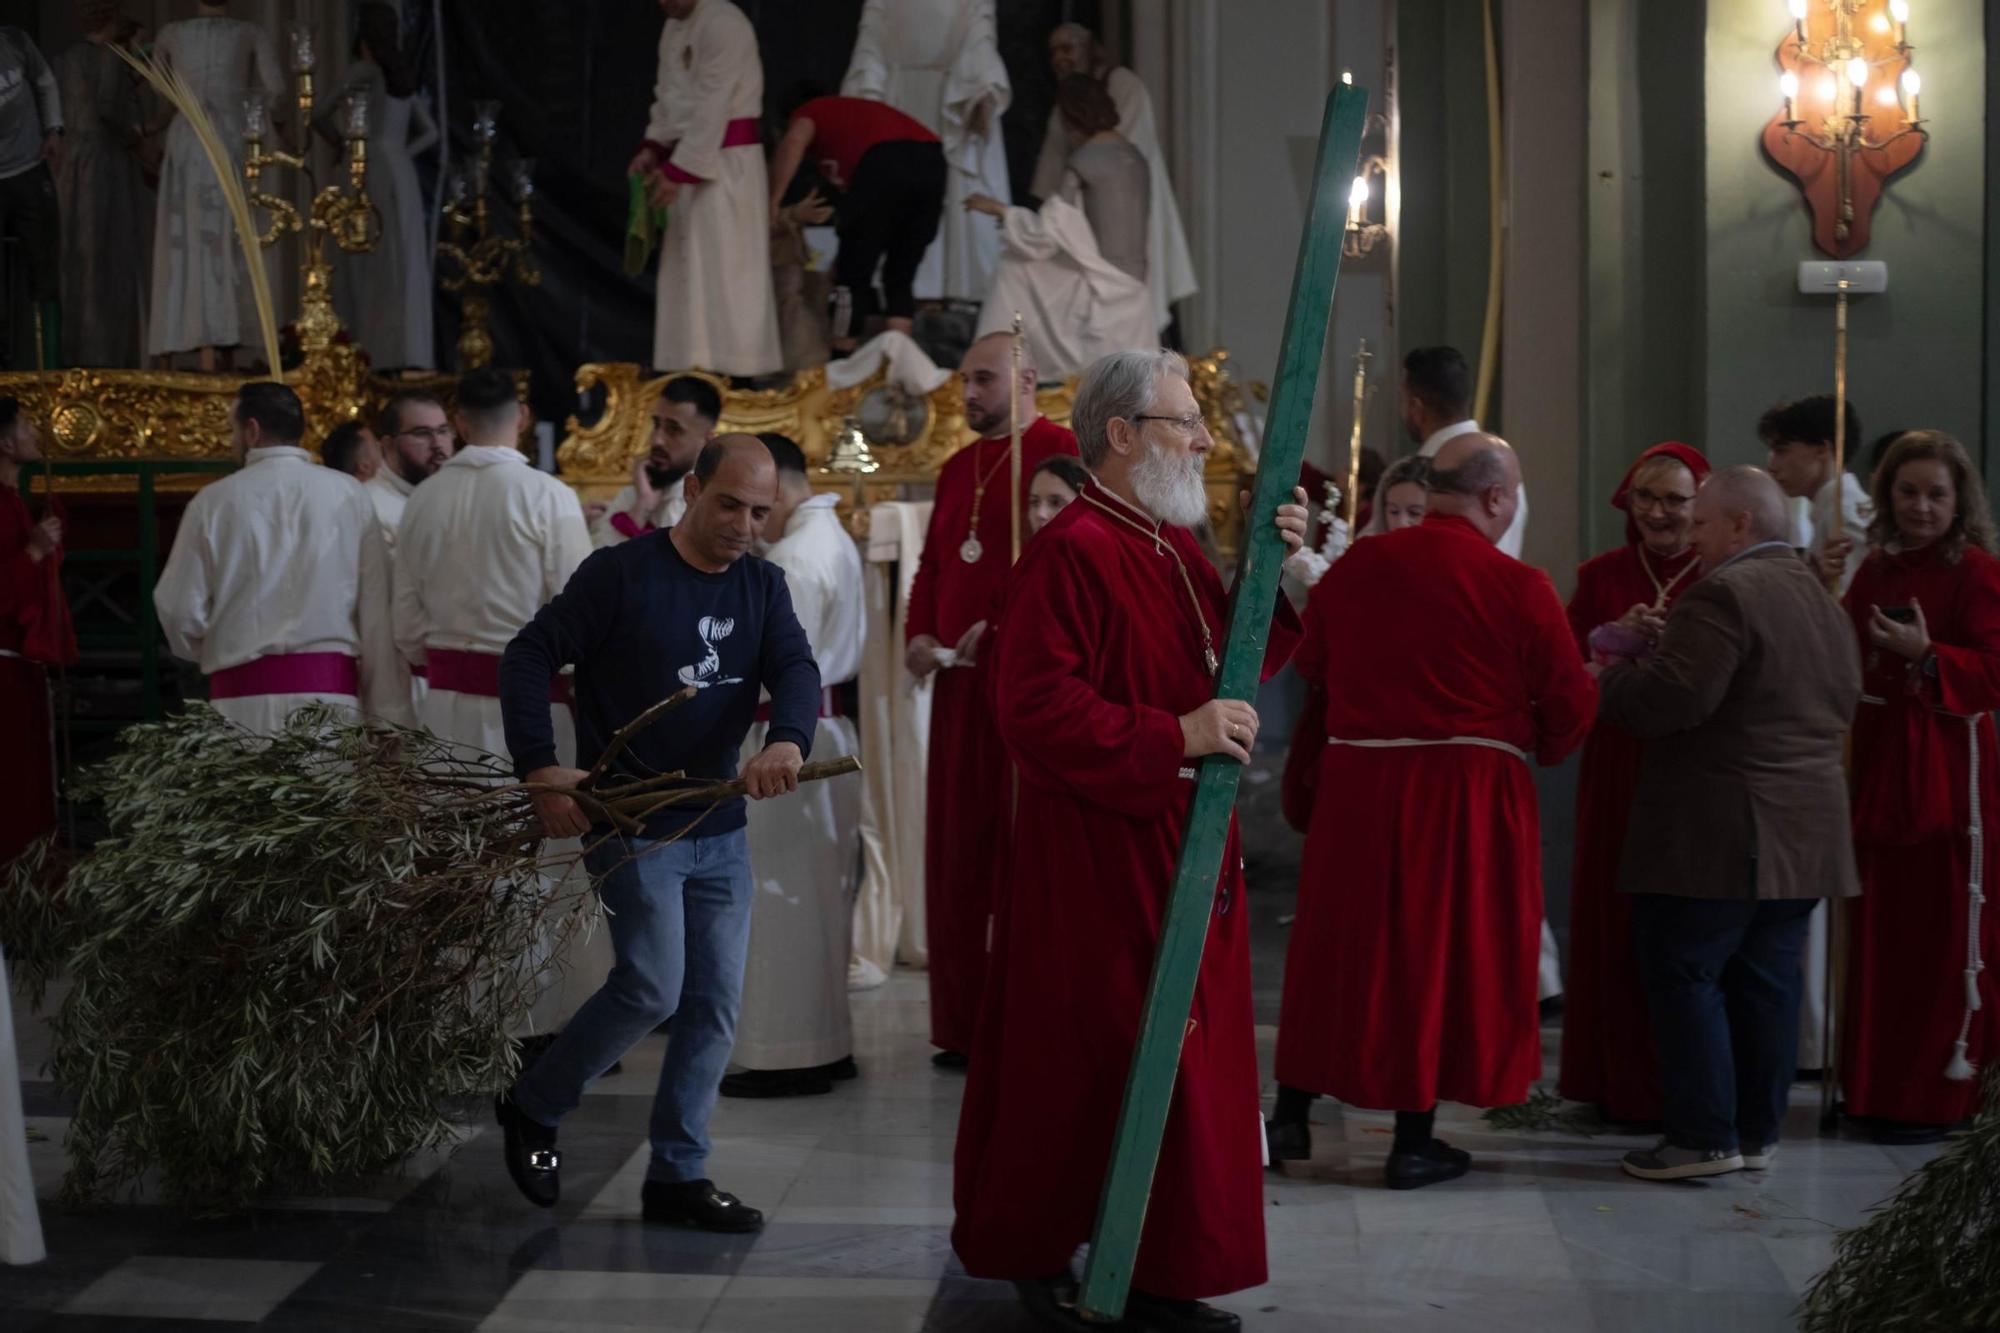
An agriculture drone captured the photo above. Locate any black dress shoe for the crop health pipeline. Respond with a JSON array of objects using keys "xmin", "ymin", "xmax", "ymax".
[
  {"xmin": 1385, "ymin": 1137, "xmax": 1471, "ymax": 1190},
  {"xmin": 1126, "ymin": 1288, "xmax": 1241, "ymax": 1333},
  {"xmin": 932, "ymin": 1048, "xmax": 969, "ymax": 1070},
  {"xmin": 1266, "ymin": 1118, "xmax": 1311, "ymax": 1163},
  {"xmin": 819, "ymin": 1055, "xmax": 859, "ymax": 1081},
  {"xmin": 641, "ymin": 1178, "xmax": 765, "ymax": 1232},
  {"xmin": 1013, "ymin": 1272, "xmax": 1123, "ymax": 1331},
  {"xmin": 495, "ymin": 1092, "xmax": 561, "ymax": 1208},
  {"xmin": 718, "ymin": 1067, "xmax": 835, "ymax": 1099}
]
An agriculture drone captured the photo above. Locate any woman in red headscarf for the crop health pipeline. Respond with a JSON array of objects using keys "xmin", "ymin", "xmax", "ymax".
[{"xmin": 1557, "ymin": 441, "xmax": 1709, "ymax": 1124}]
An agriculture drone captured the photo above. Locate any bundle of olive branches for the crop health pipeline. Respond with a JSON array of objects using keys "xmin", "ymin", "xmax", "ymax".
[
  {"xmin": 1, "ymin": 694, "xmax": 856, "ymax": 1212},
  {"xmin": 1797, "ymin": 1067, "xmax": 2000, "ymax": 1332}
]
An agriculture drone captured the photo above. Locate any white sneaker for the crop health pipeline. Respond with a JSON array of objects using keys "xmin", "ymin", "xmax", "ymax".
[
  {"xmin": 1741, "ymin": 1144, "xmax": 1777, "ymax": 1169},
  {"xmin": 1621, "ymin": 1138, "xmax": 1744, "ymax": 1181}
]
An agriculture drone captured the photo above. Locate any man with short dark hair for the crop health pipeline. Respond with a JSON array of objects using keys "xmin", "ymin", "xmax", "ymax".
[
  {"xmin": 1758, "ymin": 393, "xmax": 1872, "ymax": 595},
  {"xmin": 1401, "ymin": 346, "xmax": 1529, "ymax": 560},
  {"xmin": 590, "ymin": 375, "xmax": 721, "ymax": 547},
  {"xmin": 393, "ymin": 368, "xmax": 590, "ymax": 764},
  {"xmin": 495, "ymin": 434, "xmax": 820, "ymax": 1230},
  {"xmin": 1597, "ymin": 465, "xmax": 1861, "ymax": 1181},
  {"xmin": 1274, "ymin": 432, "xmax": 1593, "ymax": 1189},
  {"xmin": 154, "ymin": 381, "xmax": 410, "ymax": 735},
  {"xmin": 367, "ymin": 391, "xmax": 453, "ymax": 543},
  {"xmin": 723, "ymin": 432, "xmax": 865, "ymax": 1098},
  {"xmin": 321, "ymin": 420, "xmax": 381, "ymax": 483}
]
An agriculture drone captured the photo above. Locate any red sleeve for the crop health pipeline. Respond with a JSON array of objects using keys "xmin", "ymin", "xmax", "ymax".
[
  {"xmin": 1522, "ymin": 569, "xmax": 1598, "ymax": 765},
  {"xmin": 995, "ymin": 538, "xmax": 1188, "ymax": 817},
  {"xmin": 1931, "ymin": 554, "xmax": 2000, "ymax": 716},
  {"xmin": 905, "ymin": 503, "xmax": 943, "ymax": 643}
]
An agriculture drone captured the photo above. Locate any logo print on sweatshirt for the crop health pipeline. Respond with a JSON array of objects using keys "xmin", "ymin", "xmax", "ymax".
[{"xmin": 677, "ymin": 615, "xmax": 744, "ymax": 689}]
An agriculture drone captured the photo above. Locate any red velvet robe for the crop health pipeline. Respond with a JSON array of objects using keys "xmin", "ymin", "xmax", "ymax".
[
  {"xmin": 952, "ymin": 483, "xmax": 1299, "ymax": 1301},
  {"xmin": 1275, "ymin": 515, "xmax": 1595, "ymax": 1109},
  {"xmin": 1556, "ymin": 541, "xmax": 1700, "ymax": 1121},
  {"xmin": 1, "ymin": 484, "xmax": 77, "ymax": 864},
  {"xmin": 1841, "ymin": 543, "xmax": 2000, "ymax": 1125},
  {"xmin": 906, "ymin": 415, "xmax": 1078, "ymax": 1052}
]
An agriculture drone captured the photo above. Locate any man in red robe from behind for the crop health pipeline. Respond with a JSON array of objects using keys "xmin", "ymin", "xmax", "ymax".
[
  {"xmin": 1272, "ymin": 433, "xmax": 1596, "ymax": 1188},
  {"xmin": 0, "ymin": 396, "xmax": 77, "ymax": 865},
  {"xmin": 951, "ymin": 350, "xmax": 1306, "ymax": 1333},
  {"xmin": 904, "ymin": 330, "xmax": 1078, "ymax": 1066}
]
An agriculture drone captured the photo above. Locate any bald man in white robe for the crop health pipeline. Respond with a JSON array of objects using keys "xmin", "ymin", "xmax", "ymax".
[{"xmin": 723, "ymin": 438, "xmax": 866, "ymax": 1096}]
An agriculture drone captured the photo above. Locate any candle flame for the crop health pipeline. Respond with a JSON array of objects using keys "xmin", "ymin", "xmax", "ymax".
[{"xmin": 1780, "ymin": 70, "xmax": 1800, "ymax": 99}]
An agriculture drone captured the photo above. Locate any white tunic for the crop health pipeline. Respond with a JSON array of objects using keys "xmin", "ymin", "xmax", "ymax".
[
  {"xmin": 735, "ymin": 496, "xmax": 866, "ymax": 1069},
  {"xmin": 974, "ymin": 195, "xmax": 1155, "ymax": 380},
  {"xmin": 146, "ymin": 17, "xmax": 284, "ymax": 356},
  {"xmin": 646, "ymin": 0, "xmax": 780, "ymax": 376},
  {"xmin": 392, "ymin": 444, "xmax": 590, "ymax": 767},
  {"xmin": 588, "ymin": 481, "xmax": 686, "ymax": 550},
  {"xmin": 1030, "ymin": 66, "xmax": 1198, "ymax": 331},
  {"xmin": 1418, "ymin": 419, "xmax": 1530, "ymax": 561},
  {"xmin": 843, "ymin": 0, "xmax": 1011, "ymax": 303},
  {"xmin": 365, "ymin": 466, "xmax": 414, "ymax": 546},
  {"xmin": 154, "ymin": 446, "xmax": 411, "ymax": 735}
]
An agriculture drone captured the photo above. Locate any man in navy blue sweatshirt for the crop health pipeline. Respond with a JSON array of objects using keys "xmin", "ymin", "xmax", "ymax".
[{"xmin": 495, "ymin": 434, "xmax": 820, "ymax": 1231}]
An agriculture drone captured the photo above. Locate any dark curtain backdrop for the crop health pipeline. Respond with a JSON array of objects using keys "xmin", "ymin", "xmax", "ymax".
[{"xmin": 428, "ymin": 0, "xmax": 1099, "ymax": 423}]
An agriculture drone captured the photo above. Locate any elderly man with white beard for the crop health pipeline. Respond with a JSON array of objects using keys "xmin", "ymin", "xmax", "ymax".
[{"xmin": 952, "ymin": 349, "xmax": 1309, "ymax": 1332}]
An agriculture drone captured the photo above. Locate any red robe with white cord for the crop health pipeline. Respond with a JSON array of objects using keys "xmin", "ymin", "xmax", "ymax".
[
  {"xmin": 951, "ymin": 482, "xmax": 1298, "ymax": 1301},
  {"xmin": 0, "ymin": 484, "xmax": 75, "ymax": 864},
  {"xmin": 905, "ymin": 415, "xmax": 1077, "ymax": 1054},
  {"xmin": 1841, "ymin": 543, "xmax": 2000, "ymax": 1125},
  {"xmin": 1275, "ymin": 513, "xmax": 1595, "ymax": 1110}
]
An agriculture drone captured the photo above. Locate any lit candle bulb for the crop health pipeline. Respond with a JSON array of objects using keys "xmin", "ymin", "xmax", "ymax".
[
  {"xmin": 1780, "ymin": 70, "xmax": 1799, "ymax": 122},
  {"xmin": 1889, "ymin": 0, "xmax": 1910, "ymax": 47},
  {"xmin": 1846, "ymin": 56, "xmax": 1869, "ymax": 115},
  {"xmin": 1341, "ymin": 69, "xmax": 1353, "ymax": 86},
  {"xmin": 1347, "ymin": 175, "xmax": 1369, "ymax": 228},
  {"xmin": 1902, "ymin": 67, "xmax": 1921, "ymax": 122}
]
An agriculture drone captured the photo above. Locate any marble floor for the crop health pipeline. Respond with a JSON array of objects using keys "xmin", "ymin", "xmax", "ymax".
[{"xmin": 0, "ymin": 749, "xmax": 1948, "ymax": 1330}]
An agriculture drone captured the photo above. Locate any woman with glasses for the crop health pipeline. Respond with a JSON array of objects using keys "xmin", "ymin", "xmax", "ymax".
[
  {"xmin": 1840, "ymin": 430, "xmax": 2000, "ymax": 1143},
  {"xmin": 1558, "ymin": 441, "xmax": 1710, "ymax": 1125}
]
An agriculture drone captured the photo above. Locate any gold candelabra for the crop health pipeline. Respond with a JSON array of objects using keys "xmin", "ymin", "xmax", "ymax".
[
  {"xmin": 1773, "ymin": 0, "xmax": 1926, "ymax": 253},
  {"xmin": 241, "ymin": 23, "xmax": 380, "ymax": 366},
  {"xmin": 438, "ymin": 102, "xmax": 540, "ymax": 370}
]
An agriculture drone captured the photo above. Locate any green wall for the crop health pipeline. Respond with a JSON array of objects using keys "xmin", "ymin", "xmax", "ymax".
[{"xmin": 1702, "ymin": 0, "xmax": 1988, "ymax": 468}]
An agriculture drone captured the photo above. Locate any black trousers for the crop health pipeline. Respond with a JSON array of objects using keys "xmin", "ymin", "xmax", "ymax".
[
  {"xmin": 1632, "ymin": 894, "xmax": 1816, "ymax": 1153},
  {"xmin": 0, "ymin": 162, "xmax": 59, "ymax": 369},
  {"xmin": 835, "ymin": 139, "xmax": 946, "ymax": 326}
]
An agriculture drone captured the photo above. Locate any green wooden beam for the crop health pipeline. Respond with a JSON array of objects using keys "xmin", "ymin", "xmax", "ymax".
[{"xmin": 1077, "ymin": 84, "xmax": 1368, "ymax": 1321}]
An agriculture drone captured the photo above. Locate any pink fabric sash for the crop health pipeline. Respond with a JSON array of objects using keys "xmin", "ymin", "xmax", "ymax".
[
  {"xmin": 427, "ymin": 647, "xmax": 571, "ymax": 705},
  {"xmin": 209, "ymin": 652, "xmax": 359, "ymax": 701},
  {"xmin": 653, "ymin": 117, "xmax": 763, "ymax": 184}
]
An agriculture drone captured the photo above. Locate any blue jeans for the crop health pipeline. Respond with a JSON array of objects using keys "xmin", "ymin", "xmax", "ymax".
[
  {"xmin": 512, "ymin": 826, "xmax": 754, "ymax": 1183},
  {"xmin": 1631, "ymin": 895, "xmax": 1817, "ymax": 1154}
]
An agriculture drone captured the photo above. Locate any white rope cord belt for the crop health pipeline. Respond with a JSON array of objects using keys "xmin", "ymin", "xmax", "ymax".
[
  {"xmin": 1859, "ymin": 694, "xmax": 1986, "ymax": 1079},
  {"xmin": 1325, "ymin": 735, "xmax": 1529, "ymax": 762}
]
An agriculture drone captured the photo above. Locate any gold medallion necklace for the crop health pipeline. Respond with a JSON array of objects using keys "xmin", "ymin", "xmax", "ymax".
[
  {"xmin": 1081, "ymin": 483, "xmax": 1219, "ymax": 676},
  {"xmin": 959, "ymin": 439, "xmax": 1013, "ymax": 564}
]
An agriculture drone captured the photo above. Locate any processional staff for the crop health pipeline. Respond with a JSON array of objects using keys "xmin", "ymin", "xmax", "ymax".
[
  {"xmin": 1010, "ymin": 312, "xmax": 1025, "ymax": 564},
  {"xmin": 1344, "ymin": 339, "xmax": 1373, "ymax": 540}
]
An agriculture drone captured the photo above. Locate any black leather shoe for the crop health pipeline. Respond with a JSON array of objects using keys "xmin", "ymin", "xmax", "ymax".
[
  {"xmin": 718, "ymin": 1067, "xmax": 835, "ymax": 1099},
  {"xmin": 1126, "ymin": 1288, "xmax": 1241, "ymax": 1333},
  {"xmin": 641, "ymin": 1178, "xmax": 765, "ymax": 1232},
  {"xmin": 932, "ymin": 1048, "xmax": 968, "ymax": 1070},
  {"xmin": 1266, "ymin": 1117, "xmax": 1311, "ymax": 1164},
  {"xmin": 1014, "ymin": 1271, "xmax": 1126, "ymax": 1331},
  {"xmin": 495, "ymin": 1092, "xmax": 561, "ymax": 1208},
  {"xmin": 1869, "ymin": 1118, "xmax": 1950, "ymax": 1145},
  {"xmin": 1385, "ymin": 1137, "xmax": 1471, "ymax": 1190}
]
